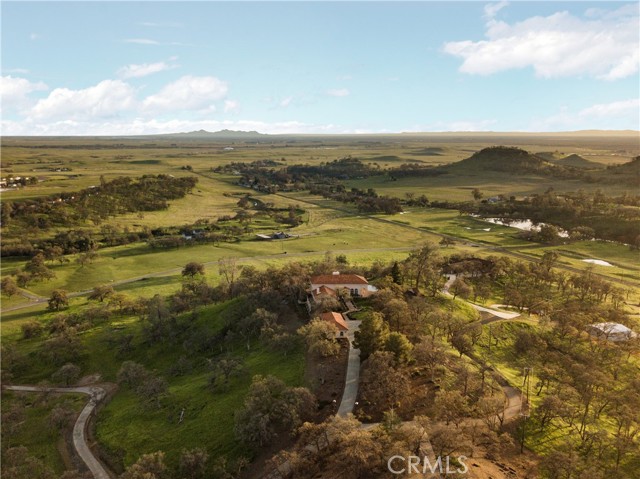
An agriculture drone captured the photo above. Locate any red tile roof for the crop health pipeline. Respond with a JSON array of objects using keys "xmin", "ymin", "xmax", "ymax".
[
  {"xmin": 310, "ymin": 274, "xmax": 368, "ymax": 285},
  {"xmin": 311, "ymin": 285, "xmax": 337, "ymax": 299},
  {"xmin": 319, "ymin": 312, "xmax": 349, "ymax": 331}
]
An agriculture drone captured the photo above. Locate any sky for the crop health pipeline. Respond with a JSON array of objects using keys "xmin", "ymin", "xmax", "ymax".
[{"xmin": 1, "ymin": 1, "xmax": 639, "ymax": 135}]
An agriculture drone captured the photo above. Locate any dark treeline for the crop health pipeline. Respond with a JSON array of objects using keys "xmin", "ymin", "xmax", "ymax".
[
  {"xmin": 1, "ymin": 196, "xmax": 305, "ymax": 258},
  {"xmin": 308, "ymin": 184, "xmax": 403, "ymax": 214},
  {"xmin": 1, "ymin": 175, "xmax": 197, "ymax": 231},
  {"xmin": 216, "ymin": 156, "xmax": 443, "ymax": 194},
  {"xmin": 1, "ymin": 175, "xmax": 198, "ymax": 257}
]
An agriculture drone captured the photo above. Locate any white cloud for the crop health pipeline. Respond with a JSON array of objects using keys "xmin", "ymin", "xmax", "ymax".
[
  {"xmin": 579, "ymin": 98, "xmax": 639, "ymax": 118},
  {"xmin": 224, "ymin": 100, "xmax": 240, "ymax": 113},
  {"xmin": 444, "ymin": 3, "xmax": 639, "ymax": 80},
  {"xmin": 124, "ymin": 38, "xmax": 161, "ymax": 45},
  {"xmin": 30, "ymin": 80, "xmax": 136, "ymax": 120},
  {"xmin": 1, "ymin": 76, "xmax": 48, "ymax": 98},
  {"xmin": 142, "ymin": 75, "xmax": 228, "ymax": 113},
  {"xmin": 30, "ymin": 33, "xmax": 41, "ymax": 41},
  {"xmin": 484, "ymin": 1, "xmax": 509, "ymax": 19},
  {"xmin": 1, "ymin": 76, "xmax": 48, "ymax": 111},
  {"xmin": 0, "ymin": 118, "xmax": 346, "ymax": 136},
  {"xmin": 327, "ymin": 88, "xmax": 350, "ymax": 97},
  {"xmin": 531, "ymin": 98, "xmax": 640, "ymax": 131},
  {"xmin": 117, "ymin": 60, "xmax": 178, "ymax": 79}
]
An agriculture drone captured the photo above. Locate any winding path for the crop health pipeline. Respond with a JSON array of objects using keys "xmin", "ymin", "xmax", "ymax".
[
  {"xmin": 442, "ymin": 274, "xmax": 521, "ymax": 320},
  {"xmin": 3, "ymin": 384, "xmax": 113, "ymax": 479}
]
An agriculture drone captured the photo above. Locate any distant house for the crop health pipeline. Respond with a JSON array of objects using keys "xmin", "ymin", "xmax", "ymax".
[
  {"xmin": 310, "ymin": 271, "xmax": 377, "ymax": 298},
  {"xmin": 319, "ymin": 311, "xmax": 349, "ymax": 338},
  {"xmin": 256, "ymin": 231, "xmax": 291, "ymax": 241},
  {"xmin": 588, "ymin": 322, "xmax": 638, "ymax": 342}
]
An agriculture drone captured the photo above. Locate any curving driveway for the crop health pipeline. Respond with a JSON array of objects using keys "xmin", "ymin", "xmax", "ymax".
[
  {"xmin": 3, "ymin": 384, "xmax": 113, "ymax": 479},
  {"xmin": 336, "ymin": 319, "xmax": 361, "ymax": 416}
]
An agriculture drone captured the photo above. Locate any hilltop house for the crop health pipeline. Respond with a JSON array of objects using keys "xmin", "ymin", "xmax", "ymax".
[
  {"xmin": 310, "ymin": 272, "xmax": 377, "ymax": 299},
  {"xmin": 319, "ymin": 311, "xmax": 349, "ymax": 338}
]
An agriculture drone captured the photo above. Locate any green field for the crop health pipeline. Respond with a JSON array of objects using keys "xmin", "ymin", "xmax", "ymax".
[{"xmin": 2, "ymin": 134, "xmax": 638, "ymax": 475}]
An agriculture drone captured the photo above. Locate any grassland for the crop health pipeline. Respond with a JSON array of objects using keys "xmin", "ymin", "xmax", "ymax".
[
  {"xmin": 2, "ymin": 298, "xmax": 306, "ymax": 471},
  {"xmin": 1, "ymin": 133, "xmax": 638, "ymax": 474},
  {"xmin": 1, "ymin": 390, "xmax": 87, "ymax": 474}
]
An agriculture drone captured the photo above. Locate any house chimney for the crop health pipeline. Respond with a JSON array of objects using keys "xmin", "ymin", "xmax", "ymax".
[{"xmin": 332, "ymin": 271, "xmax": 340, "ymax": 275}]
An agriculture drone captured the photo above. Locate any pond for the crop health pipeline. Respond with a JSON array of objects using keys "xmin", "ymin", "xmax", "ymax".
[{"xmin": 474, "ymin": 216, "xmax": 569, "ymax": 238}]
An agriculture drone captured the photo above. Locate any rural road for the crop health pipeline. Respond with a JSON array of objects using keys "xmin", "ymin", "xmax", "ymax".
[{"xmin": 3, "ymin": 384, "xmax": 113, "ymax": 479}]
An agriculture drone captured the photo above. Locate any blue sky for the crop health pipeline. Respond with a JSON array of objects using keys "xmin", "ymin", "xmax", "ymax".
[{"xmin": 1, "ymin": 1, "xmax": 639, "ymax": 135}]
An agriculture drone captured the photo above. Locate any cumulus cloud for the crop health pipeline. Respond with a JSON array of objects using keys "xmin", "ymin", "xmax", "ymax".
[
  {"xmin": 142, "ymin": 75, "xmax": 228, "ymax": 113},
  {"xmin": 1, "ymin": 76, "xmax": 48, "ymax": 98},
  {"xmin": 1, "ymin": 76, "xmax": 48, "ymax": 111},
  {"xmin": 117, "ymin": 60, "xmax": 178, "ymax": 79},
  {"xmin": 30, "ymin": 80, "xmax": 136, "ymax": 120},
  {"xmin": 444, "ymin": 3, "xmax": 639, "ymax": 80},
  {"xmin": 327, "ymin": 88, "xmax": 350, "ymax": 97}
]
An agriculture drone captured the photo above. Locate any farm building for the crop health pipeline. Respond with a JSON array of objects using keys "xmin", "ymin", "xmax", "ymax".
[
  {"xmin": 588, "ymin": 322, "xmax": 638, "ymax": 342},
  {"xmin": 256, "ymin": 232, "xmax": 291, "ymax": 240}
]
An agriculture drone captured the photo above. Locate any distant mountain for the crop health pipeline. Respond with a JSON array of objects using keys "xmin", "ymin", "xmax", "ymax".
[
  {"xmin": 447, "ymin": 146, "xmax": 555, "ymax": 174},
  {"xmin": 169, "ymin": 129, "xmax": 268, "ymax": 139},
  {"xmin": 553, "ymin": 154, "xmax": 603, "ymax": 169}
]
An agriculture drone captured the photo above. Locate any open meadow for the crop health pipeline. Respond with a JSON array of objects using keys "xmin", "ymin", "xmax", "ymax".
[{"xmin": 1, "ymin": 132, "xmax": 639, "ymax": 478}]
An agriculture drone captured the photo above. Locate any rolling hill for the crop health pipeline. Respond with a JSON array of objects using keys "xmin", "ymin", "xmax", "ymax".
[
  {"xmin": 446, "ymin": 146, "xmax": 557, "ymax": 174},
  {"xmin": 553, "ymin": 154, "xmax": 603, "ymax": 169}
]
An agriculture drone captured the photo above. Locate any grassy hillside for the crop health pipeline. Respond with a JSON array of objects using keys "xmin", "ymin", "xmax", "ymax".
[
  {"xmin": 447, "ymin": 146, "xmax": 555, "ymax": 174},
  {"xmin": 2, "ymin": 298, "xmax": 306, "ymax": 472}
]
